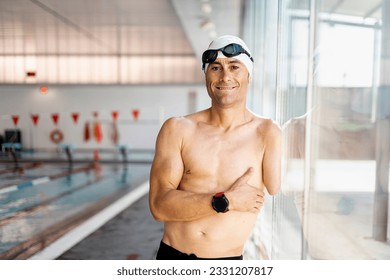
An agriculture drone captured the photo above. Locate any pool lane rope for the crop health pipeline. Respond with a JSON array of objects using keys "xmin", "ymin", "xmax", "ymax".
[{"xmin": 0, "ymin": 164, "xmax": 93, "ymax": 195}]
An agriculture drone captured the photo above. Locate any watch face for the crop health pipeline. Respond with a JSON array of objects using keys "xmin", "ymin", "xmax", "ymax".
[
  {"xmin": 212, "ymin": 194, "xmax": 229, "ymax": 213},
  {"xmin": 214, "ymin": 198, "xmax": 227, "ymax": 211}
]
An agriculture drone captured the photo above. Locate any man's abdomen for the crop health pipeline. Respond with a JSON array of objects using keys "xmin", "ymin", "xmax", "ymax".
[{"xmin": 163, "ymin": 211, "xmax": 257, "ymax": 258}]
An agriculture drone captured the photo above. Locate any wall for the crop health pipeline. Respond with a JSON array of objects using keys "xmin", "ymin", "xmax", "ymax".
[{"xmin": 0, "ymin": 84, "xmax": 209, "ymax": 150}]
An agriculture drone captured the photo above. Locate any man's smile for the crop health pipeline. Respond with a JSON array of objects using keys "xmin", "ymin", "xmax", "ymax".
[{"xmin": 216, "ymin": 85, "xmax": 237, "ymax": 90}]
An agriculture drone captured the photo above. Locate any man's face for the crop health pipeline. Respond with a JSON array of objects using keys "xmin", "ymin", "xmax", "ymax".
[{"xmin": 205, "ymin": 57, "xmax": 250, "ymax": 108}]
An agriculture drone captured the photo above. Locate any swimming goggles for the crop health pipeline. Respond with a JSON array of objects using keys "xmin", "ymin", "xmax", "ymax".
[{"xmin": 202, "ymin": 43, "xmax": 254, "ymax": 70}]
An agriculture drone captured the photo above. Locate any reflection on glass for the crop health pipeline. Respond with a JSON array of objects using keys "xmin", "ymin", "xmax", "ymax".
[{"xmin": 269, "ymin": 0, "xmax": 389, "ymax": 260}]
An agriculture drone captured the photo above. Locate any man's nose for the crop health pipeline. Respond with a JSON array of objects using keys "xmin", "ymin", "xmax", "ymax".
[{"xmin": 220, "ymin": 68, "xmax": 232, "ymax": 82}]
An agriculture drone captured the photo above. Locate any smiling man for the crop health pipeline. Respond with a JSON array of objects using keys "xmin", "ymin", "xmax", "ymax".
[{"xmin": 149, "ymin": 35, "xmax": 281, "ymax": 260}]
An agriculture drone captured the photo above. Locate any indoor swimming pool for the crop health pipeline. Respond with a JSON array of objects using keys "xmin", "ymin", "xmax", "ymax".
[{"xmin": 0, "ymin": 160, "xmax": 152, "ymax": 259}]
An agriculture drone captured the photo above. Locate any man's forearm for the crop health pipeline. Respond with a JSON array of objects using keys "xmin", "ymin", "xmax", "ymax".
[{"xmin": 150, "ymin": 189, "xmax": 216, "ymax": 222}]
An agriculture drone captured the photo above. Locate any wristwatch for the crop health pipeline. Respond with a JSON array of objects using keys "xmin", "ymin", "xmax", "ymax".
[{"xmin": 211, "ymin": 192, "xmax": 229, "ymax": 213}]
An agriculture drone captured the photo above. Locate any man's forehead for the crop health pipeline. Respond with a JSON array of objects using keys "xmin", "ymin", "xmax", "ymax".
[{"xmin": 211, "ymin": 58, "xmax": 245, "ymax": 65}]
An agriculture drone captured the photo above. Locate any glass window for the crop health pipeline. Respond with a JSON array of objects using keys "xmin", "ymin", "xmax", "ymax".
[{"xmin": 245, "ymin": 0, "xmax": 389, "ymax": 260}]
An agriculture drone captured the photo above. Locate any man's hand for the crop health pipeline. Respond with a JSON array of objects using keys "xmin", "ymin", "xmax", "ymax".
[{"xmin": 225, "ymin": 167, "xmax": 264, "ymax": 213}]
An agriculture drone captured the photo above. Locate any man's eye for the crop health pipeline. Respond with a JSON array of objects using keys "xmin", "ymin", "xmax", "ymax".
[{"xmin": 211, "ymin": 66, "xmax": 221, "ymax": 71}]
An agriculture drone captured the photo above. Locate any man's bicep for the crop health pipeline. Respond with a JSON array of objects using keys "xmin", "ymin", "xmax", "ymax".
[
  {"xmin": 149, "ymin": 157, "xmax": 184, "ymax": 221},
  {"xmin": 149, "ymin": 119, "xmax": 185, "ymax": 207},
  {"xmin": 150, "ymin": 152, "xmax": 184, "ymax": 193}
]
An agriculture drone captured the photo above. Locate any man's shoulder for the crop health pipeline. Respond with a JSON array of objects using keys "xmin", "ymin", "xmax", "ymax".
[
  {"xmin": 251, "ymin": 115, "xmax": 281, "ymax": 138},
  {"xmin": 251, "ymin": 114, "xmax": 280, "ymax": 129},
  {"xmin": 164, "ymin": 110, "xmax": 208, "ymax": 127},
  {"xmin": 162, "ymin": 116, "xmax": 189, "ymax": 127},
  {"xmin": 161, "ymin": 111, "xmax": 204, "ymax": 134}
]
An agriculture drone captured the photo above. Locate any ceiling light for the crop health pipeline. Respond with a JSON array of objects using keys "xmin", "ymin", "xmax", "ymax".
[
  {"xmin": 200, "ymin": 19, "xmax": 215, "ymax": 30},
  {"xmin": 202, "ymin": 3, "xmax": 212, "ymax": 14},
  {"xmin": 40, "ymin": 86, "xmax": 49, "ymax": 95}
]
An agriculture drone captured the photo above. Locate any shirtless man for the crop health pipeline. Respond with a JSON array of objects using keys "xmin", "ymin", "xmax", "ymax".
[{"xmin": 149, "ymin": 35, "xmax": 281, "ymax": 260}]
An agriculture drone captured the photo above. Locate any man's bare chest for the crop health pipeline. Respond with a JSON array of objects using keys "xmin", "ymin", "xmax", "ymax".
[{"xmin": 180, "ymin": 128, "xmax": 265, "ymax": 186}]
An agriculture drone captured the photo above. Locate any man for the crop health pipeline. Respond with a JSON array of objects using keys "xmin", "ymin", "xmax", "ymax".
[{"xmin": 149, "ymin": 35, "xmax": 281, "ymax": 260}]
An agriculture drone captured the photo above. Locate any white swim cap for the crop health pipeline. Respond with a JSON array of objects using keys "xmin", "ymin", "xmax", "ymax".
[{"xmin": 203, "ymin": 35, "xmax": 253, "ymax": 76}]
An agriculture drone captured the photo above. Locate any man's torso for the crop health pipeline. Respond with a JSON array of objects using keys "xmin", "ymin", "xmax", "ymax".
[{"xmin": 162, "ymin": 110, "xmax": 271, "ymax": 258}]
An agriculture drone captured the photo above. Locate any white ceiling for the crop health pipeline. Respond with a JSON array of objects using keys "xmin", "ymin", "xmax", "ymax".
[
  {"xmin": 0, "ymin": 0, "xmax": 241, "ymax": 56},
  {"xmin": 0, "ymin": 0, "xmax": 242, "ymax": 83},
  {"xmin": 0, "ymin": 0, "xmax": 383, "ymax": 84}
]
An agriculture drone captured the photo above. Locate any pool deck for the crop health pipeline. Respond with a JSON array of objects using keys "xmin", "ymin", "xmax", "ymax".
[{"xmin": 57, "ymin": 193, "xmax": 163, "ymax": 260}]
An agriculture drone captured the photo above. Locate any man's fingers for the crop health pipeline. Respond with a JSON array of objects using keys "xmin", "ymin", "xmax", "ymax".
[{"xmin": 256, "ymin": 191, "xmax": 264, "ymax": 198}]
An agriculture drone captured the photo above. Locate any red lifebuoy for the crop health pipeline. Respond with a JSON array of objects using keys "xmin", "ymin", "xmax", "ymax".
[{"xmin": 50, "ymin": 129, "xmax": 64, "ymax": 144}]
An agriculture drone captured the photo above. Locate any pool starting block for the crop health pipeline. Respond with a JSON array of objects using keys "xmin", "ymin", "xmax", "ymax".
[
  {"xmin": 118, "ymin": 145, "xmax": 131, "ymax": 162},
  {"xmin": 1, "ymin": 142, "xmax": 22, "ymax": 168},
  {"xmin": 58, "ymin": 144, "xmax": 74, "ymax": 165}
]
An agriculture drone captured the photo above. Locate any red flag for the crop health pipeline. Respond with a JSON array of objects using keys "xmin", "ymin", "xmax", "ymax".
[
  {"xmin": 11, "ymin": 115, "xmax": 19, "ymax": 126},
  {"xmin": 71, "ymin": 112, "xmax": 79, "ymax": 124},
  {"xmin": 111, "ymin": 111, "xmax": 119, "ymax": 121},
  {"xmin": 51, "ymin": 113, "xmax": 59, "ymax": 125},
  {"xmin": 132, "ymin": 109, "xmax": 140, "ymax": 121},
  {"xmin": 31, "ymin": 114, "xmax": 39, "ymax": 126}
]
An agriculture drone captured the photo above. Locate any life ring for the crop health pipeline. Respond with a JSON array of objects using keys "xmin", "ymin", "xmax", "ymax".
[{"xmin": 50, "ymin": 129, "xmax": 64, "ymax": 144}]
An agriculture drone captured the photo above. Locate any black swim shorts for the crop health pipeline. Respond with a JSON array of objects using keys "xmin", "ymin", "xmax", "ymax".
[{"xmin": 156, "ymin": 241, "xmax": 243, "ymax": 260}]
